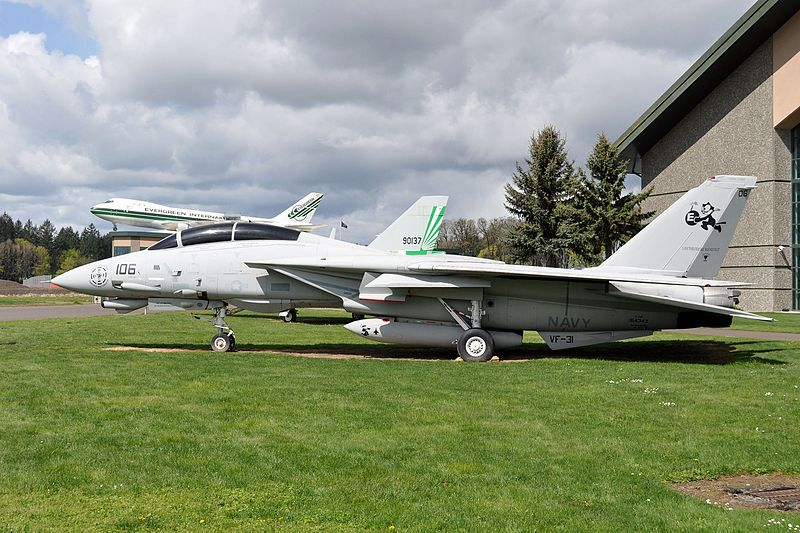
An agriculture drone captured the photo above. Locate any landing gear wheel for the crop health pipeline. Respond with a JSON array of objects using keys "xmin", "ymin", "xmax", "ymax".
[
  {"xmin": 457, "ymin": 328, "xmax": 495, "ymax": 362},
  {"xmin": 282, "ymin": 309, "xmax": 297, "ymax": 323},
  {"xmin": 211, "ymin": 333, "xmax": 232, "ymax": 352},
  {"xmin": 195, "ymin": 304, "xmax": 238, "ymax": 352},
  {"xmin": 351, "ymin": 313, "xmax": 365, "ymax": 320}
]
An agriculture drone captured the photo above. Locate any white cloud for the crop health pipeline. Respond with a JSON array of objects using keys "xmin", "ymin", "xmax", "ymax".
[{"xmin": 0, "ymin": 0, "xmax": 755, "ymax": 239}]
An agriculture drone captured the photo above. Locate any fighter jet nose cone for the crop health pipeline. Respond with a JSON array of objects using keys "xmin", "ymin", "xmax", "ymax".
[
  {"xmin": 50, "ymin": 273, "xmax": 66, "ymax": 289},
  {"xmin": 51, "ymin": 262, "xmax": 109, "ymax": 294},
  {"xmin": 50, "ymin": 269, "xmax": 83, "ymax": 292}
]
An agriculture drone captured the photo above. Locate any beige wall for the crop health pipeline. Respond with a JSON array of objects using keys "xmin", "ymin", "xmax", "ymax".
[
  {"xmin": 111, "ymin": 235, "xmax": 164, "ymax": 254},
  {"xmin": 641, "ymin": 40, "xmax": 793, "ymax": 311},
  {"xmin": 773, "ymin": 10, "xmax": 800, "ymax": 128}
]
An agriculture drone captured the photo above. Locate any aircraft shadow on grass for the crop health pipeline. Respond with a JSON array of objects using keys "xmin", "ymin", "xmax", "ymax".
[
  {"xmin": 234, "ymin": 314, "xmax": 355, "ymax": 326},
  {"xmin": 107, "ymin": 337, "xmax": 787, "ymax": 366}
]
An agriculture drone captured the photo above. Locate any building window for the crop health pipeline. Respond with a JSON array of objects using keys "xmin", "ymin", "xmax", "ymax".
[
  {"xmin": 792, "ymin": 126, "xmax": 800, "ymax": 310},
  {"xmin": 113, "ymin": 246, "xmax": 132, "ymax": 256}
]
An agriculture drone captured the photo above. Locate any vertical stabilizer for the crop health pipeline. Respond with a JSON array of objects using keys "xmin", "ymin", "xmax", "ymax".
[
  {"xmin": 599, "ymin": 175, "xmax": 756, "ymax": 277},
  {"xmin": 273, "ymin": 192, "xmax": 324, "ymax": 224},
  {"xmin": 368, "ymin": 196, "xmax": 448, "ymax": 254}
]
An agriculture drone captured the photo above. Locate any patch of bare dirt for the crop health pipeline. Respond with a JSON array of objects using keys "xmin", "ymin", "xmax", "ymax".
[
  {"xmin": 104, "ymin": 346, "xmax": 374, "ymax": 359},
  {"xmin": 102, "ymin": 345, "xmax": 519, "ymax": 362},
  {"xmin": 672, "ymin": 473, "xmax": 800, "ymax": 512}
]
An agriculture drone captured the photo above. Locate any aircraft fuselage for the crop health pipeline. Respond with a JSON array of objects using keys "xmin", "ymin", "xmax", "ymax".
[{"xmin": 52, "ymin": 230, "xmax": 728, "ymax": 335}]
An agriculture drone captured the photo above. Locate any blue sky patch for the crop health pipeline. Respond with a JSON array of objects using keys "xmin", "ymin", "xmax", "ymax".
[{"xmin": 0, "ymin": 1, "xmax": 97, "ymax": 57}]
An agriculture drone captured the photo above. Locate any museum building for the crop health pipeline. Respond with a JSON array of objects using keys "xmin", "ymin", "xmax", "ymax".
[{"xmin": 615, "ymin": 0, "xmax": 800, "ymax": 311}]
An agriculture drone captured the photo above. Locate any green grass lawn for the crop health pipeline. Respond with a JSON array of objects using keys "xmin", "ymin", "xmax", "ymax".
[
  {"xmin": 0, "ymin": 294, "xmax": 94, "ymax": 306},
  {"xmin": 730, "ymin": 312, "xmax": 800, "ymax": 334},
  {"xmin": 0, "ymin": 309, "xmax": 799, "ymax": 530}
]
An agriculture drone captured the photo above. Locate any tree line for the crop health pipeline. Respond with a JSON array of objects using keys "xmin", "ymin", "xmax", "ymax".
[
  {"xmin": 0, "ymin": 214, "xmax": 112, "ymax": 283},
  {"xmin": 438, "ymin": 127, "xmax": 652, "ymax": 267}
]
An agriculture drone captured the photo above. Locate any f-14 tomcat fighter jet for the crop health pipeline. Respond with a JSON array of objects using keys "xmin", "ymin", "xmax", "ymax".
[{"xmin": 53, "ymin": 176, "xmax": 768, "ymax": 361}]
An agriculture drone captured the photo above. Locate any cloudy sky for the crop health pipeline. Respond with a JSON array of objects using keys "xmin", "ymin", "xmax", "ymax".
[{"xmin": 0, "ymin": 0, "xmax": 755, "ymax": 242}]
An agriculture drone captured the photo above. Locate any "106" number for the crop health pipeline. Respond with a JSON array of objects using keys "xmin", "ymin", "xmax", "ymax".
[{"xmin": 116, "ymin": 263, "xmax": 137, "ymax": 275}]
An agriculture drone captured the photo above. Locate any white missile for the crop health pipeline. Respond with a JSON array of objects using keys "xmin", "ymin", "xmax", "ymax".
[
  {"xmin": 117, "ymin": 282, "xmax": 161, "ymax": 293},
  {"xmin": 173, "ymin": 289, "xmax": 201, "ymax": 297},
  {"xmin": 344, "ymin": 317, "xmax": 523, "ymax": 349},
  {"xmin": 101, "ymin": 299, "xmax": 148, "ymax": 311}
]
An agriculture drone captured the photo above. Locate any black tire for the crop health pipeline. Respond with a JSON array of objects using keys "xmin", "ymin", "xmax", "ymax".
[
  {"xmin": 211, "ymin": 333, "xmax": 232, "ymax": 352},
  {"xmin": 283, "ymin": 309, "xmax": 297, "ymax": 323},
  {"xmin": 457, "ymin": 328, "xmax": 495, "ymax": 362},
  {"xmin": 227, "ymin": 333, "xmax": 236, "ymax": 351},
  {"xmin": 351, "ymin": 313, "xmax": 366, "ymax": 320}
]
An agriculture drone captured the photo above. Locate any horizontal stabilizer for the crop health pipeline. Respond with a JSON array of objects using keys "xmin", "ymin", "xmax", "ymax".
[
  {"xmin": 608, "ymin": 282, "xmax": 772, "ymax": 321},
  {"xmin": 539, "ymin": 330, "xmax": 653, "ymax": 350}
]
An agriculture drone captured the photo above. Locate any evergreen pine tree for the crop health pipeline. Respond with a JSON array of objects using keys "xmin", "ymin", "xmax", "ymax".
[
  {"xmin": 97, "ymin": 232, "xmax": 113, "ymax": 259},
  {"xmin": 504, "ymin": 126, "xmax": 575, "ymax": 267},
  {"xmin": 20, "ymin": 219, "xmax": 35, "ymax": 242},
  {"xmin": 35, "ymin": 219, "xmax": 55, "ymax": 250},
  {"xmin": 79, "ymin": 224, "xmax": 103, "ymax": 259},
  {"xmin": 0, "ymin": 213, "xmax": 14, "ymax": 242},
  {"xmin": 568, "ymin": 134, "xmax": 653, "ymax": 264}
]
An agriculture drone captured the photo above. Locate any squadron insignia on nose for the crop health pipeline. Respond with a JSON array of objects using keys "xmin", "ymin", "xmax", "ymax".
[{"xmin": 89, "ymin": 266, "xmax": 108, "ymax": 287}]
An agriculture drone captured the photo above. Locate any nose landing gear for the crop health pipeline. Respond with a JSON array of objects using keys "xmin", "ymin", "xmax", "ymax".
[
  {"xmin": 211, "ymin": 332, "xmax": 235, "ymax": 352},
  {"xmin": 193, "ymin": 303, "xmax": 236, "ymax": 352}
]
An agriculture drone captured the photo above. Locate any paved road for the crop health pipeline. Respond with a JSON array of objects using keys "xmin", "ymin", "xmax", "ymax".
[
  {"xmin": 0, "ymin": 304, "xmax": 144, "ymax": 322},
  {"xmin": 671, "ymin": 328, "xmax": 800, "ymax": 342}
]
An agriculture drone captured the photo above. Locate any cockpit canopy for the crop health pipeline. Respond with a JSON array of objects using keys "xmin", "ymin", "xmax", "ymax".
[{"xmin": 148, "ymin": 222, "xmax": 300, "ymax": 250}]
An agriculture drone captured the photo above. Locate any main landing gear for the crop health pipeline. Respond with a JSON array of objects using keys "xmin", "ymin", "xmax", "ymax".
[
  {"xmin": 194, "ymin": 304, "xmax": 236, "ymax": 352},
  {"xmin": 280, "ymin": 308, "xmax": 298, "ymax": 323},
  {"xmin": 457, "ymin": 328, "xmax": 495, "ymax": 362},
  {"xmin": 438, "ymin": 298, "xmax": 495, "ymax": 362}
]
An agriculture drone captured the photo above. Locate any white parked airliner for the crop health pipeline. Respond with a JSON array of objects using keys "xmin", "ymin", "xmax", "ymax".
[{"xmin": 90, "ymin": 192, "xmax": 324, "ymax": 232}]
